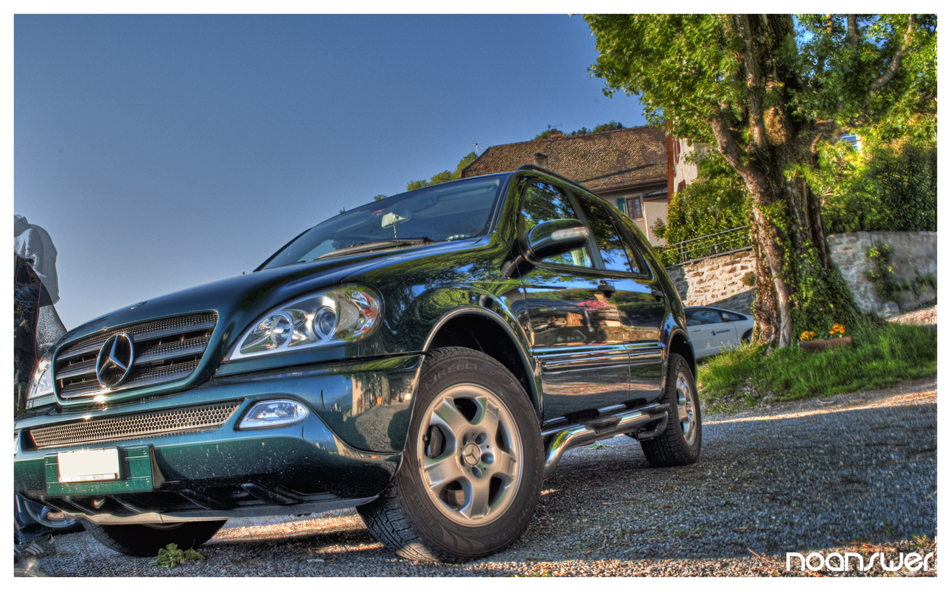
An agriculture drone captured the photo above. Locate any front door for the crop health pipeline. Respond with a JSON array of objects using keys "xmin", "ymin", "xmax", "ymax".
[{"xmin": 514, "ymin": 179, "xmax": 629, "ymax": 420}]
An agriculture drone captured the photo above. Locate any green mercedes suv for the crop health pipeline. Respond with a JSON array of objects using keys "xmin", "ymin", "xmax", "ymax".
[{"xmin": 14, "ymin": 165, "xmax": 700, "ymax": 562}]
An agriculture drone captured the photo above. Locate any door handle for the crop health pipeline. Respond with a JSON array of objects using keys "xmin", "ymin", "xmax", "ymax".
[{"xmin": 598, "ymin": 281, "xmax": 616, "ymax": 298}]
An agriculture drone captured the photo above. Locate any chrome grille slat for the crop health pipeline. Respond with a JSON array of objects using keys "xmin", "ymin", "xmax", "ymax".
[
  {"xmin": 135, "ymin": 336, "xmax": 210, "ymax": 365},
  {"xmin": 57, "ymin": 340, "xmax": 108, "ymax": 360},
  {"xmin": 122, "ymin": 360, "xmax": 200, "ymax": 389},
  {"xmin": 54, "ymin": 313, "xmax": 217, "ymax": 400},
  {"xmin": 56, "ymin": 359, "xmax": 97, "ymax": 381},
  {"xmin": 126, "ymin": 319, "xmax": 216, "ymax": 347},
  {"xmin": 30, "ymin": 402, "xmax": 241, "ymax": 448}
]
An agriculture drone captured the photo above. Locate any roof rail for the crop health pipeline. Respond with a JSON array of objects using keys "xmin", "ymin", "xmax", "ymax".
[{"xmin": 514, "ymin": 164, "xmax": 592, "ymax": 193}]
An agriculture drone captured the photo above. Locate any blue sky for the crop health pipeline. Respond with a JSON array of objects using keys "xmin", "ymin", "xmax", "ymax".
[{"xmin": 14, "ymin": 14, "xmax": 646, "ymax": 328}]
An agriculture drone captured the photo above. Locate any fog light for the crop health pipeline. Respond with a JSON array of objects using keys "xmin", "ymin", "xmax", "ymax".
[{"xmin": 238, "ymin": 400, "xmax": 309, "ymax": 430}]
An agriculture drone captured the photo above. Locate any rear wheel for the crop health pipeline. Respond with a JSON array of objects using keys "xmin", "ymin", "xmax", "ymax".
[
  {"xmin": 81, "ymin": 519, "xmax": 227, "ymax": 557},
  {"xmin": 358, "ymin": 347, "xmax": 543, "ymax": 563},
  {"xmin": 640, "ymin": 353, "xmax": 701, "ymax": 467}
]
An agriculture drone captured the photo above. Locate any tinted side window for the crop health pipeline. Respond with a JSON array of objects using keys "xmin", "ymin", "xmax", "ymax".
[
  {"xmin": 686, "ymin": 309, "xmax": 722, "ymax": 326},
  {"xmin": 574, "ymin": 196, "xmax": 637, "ymax": 274},
  {"xmin": 520, "ymin": 181, "xmax": 592, "ymax": 268},
  {"xmin": 610, "ymin": 208, "xmax": 653, "ymax": 275},
  {"xmin": 722, "ymin": 311, "xmax": 746, "ymax": 322}
]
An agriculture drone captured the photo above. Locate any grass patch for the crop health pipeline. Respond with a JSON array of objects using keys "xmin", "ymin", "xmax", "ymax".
[
  {"xmin": 698, "ymin": 322, "xmax": 936, "ymax": 408},
  {"xmin": 151, "ymin": 543, "xmax": 206, "ymax": 569}
]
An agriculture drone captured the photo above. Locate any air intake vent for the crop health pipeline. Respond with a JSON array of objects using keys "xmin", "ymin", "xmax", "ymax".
[
  {"xmin": 30, "ymin": 402, "xmax": 240, "ymax": 449},
  {"xmin": 54, "ymin": 313, "xmax": 217, "ymax": 399}
]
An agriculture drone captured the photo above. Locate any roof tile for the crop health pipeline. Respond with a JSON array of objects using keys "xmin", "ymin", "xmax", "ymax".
[{"xmin": 461, "ymin": 126, "xmax": 667, "ymax": 191}]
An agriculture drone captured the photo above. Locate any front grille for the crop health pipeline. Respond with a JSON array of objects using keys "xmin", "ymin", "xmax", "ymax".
[
  {"xmin": 29, "ymin": 402, "xmax": 241, "ymax": 449},
  {"xmin": 54, "ymin": 313, "xmax": 217, "ymax": 399}
]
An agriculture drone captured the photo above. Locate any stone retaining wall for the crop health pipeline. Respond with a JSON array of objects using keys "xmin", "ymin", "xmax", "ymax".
[
  {"xmin": 667, "ymin": 250, "xmax": 756, "ymax": 313},
  {"xmin": 666, "ymin": 231, "xmax": 936, "ymax": 318},
  {"xmin": 827, "ymin": 231, "xmax": 937, "ymax": 317}
]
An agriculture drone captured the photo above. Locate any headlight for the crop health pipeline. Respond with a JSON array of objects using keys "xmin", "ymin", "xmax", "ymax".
[
  {"xmin": 227, "ymin": 286, "xmax": 381, "ymax": 361},
  {"xmin": 27, "ymin": 354, "xmax": 55, "ymax": 401}
]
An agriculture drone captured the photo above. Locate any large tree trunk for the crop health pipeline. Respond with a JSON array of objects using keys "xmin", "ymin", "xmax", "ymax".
[
  {"xmin": 708, "ymin": 14, "xmax": 853, "ymax": 349},
  {"xmin": 749, "ymin": 219, "xmax": 778, "ymax": 345}
]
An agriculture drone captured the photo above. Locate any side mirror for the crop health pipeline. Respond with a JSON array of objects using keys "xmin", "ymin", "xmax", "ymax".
[{"xmin": 525, "ymin": 219, "xmax": 590, "ymax": 262}]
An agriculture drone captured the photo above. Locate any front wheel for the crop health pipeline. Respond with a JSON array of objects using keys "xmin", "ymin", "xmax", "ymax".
[
  {"xmin": 640, "ymin": 353, "xmax": 702, "ymax": 467},
  {"xmin": 81, "ymin": 519, "xmax": 227, "ymax": 557},
  {"xmin": 358, "ymin": 347, "xmax": 543, "ymax": 563}
]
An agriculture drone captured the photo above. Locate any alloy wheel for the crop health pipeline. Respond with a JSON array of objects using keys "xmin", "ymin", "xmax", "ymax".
[
  {"xmin": 676, "ymin": 371, "xmax": 698, "ymax": 446},
  {"xmin": 416, "ymin": 384, "xmax": 523, "ymax": 526}
]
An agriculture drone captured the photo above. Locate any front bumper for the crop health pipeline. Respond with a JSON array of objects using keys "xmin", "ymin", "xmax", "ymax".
[{"xmin": 14, "ymin": 354, "xmax": 423, "ymax": 522}]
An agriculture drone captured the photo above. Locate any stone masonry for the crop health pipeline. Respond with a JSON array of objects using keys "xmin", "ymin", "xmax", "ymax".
[
  {"xmin": 667, "ymin": 250, "xmax": 756, "ymax": 314},
  {"xmin": 666, "ymin": 231, "xmax": 936, "ymax": 319},
  {"xmin": 827, "ymin": 231, "xmax": 937, "ymax": 317}
]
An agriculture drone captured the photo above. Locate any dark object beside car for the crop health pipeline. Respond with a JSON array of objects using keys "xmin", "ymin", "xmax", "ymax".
[{"xmin": 14, "ymin": 166, "xmax": 701, "ymax": 562}]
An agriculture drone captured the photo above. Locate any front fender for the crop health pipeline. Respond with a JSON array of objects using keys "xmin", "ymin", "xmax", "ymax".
[{"xmin": 406, "ymin": 286, "xmax": 540, "ymax": 408}]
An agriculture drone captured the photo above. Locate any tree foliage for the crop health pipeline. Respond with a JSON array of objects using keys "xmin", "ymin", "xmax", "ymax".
[
  {"xmin": 585, "ymin": 14, "xmax": 936, "ymax": 348},
  {"xmin": 533, "ymin": 121, "xmax": 625, "ymax": 140},
  {"xmin": 805, "ymin": 134, "xmax": 937, "ymax": 234},
  {"xmin": 657, "ymin": 149, "xmax": 750, "ymax": 247},
  {"xmin": 406, "ymin": 151, "xmax": 479, "ymax": 191},
  {"xmin": 662, "ymin": 130, "xmax": 936, "ymax": 249}
]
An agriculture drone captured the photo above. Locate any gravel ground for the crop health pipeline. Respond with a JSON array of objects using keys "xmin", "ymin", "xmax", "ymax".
[
  {"xmin": 16, "ymin": 377, "xmax": 937, "ymax": 577},
  {"xmin": 888, "ymin": 305, "xmax": 937, "ymax": 326}
]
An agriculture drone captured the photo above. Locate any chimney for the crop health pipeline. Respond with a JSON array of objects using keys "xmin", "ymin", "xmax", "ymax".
[{"xmin": 534, "ymin": 152, "xmax": 548, "ymax": 168}]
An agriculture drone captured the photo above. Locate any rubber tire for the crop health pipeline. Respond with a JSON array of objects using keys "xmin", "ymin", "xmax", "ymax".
[
  {"xmin": 741, "ymin": 330, "xmax": 753, "ymax": 344},
  {"xmin": 640, "ymin": 353, "xmax": 702, "ymax": 467},
  {"xmin": 357, "ymin": 347, "xmax": 544, "ymax": 563},
  {"xmin": 80, "ymin": 519, "xmax": 227, "ymax": 557}
]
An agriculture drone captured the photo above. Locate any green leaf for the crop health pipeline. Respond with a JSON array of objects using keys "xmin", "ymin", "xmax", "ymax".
[{"xmin": 151, "ymin": 543, "xmax": 206, "ymax": 569}]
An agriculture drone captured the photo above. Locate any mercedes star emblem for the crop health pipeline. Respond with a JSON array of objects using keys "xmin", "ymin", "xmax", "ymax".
[{"xmin": 96, "ymin": 333, "xmax": 135, "ymax": 388}]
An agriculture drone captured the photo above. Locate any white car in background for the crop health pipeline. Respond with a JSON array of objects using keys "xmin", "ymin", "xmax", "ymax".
[{"xmin": 685, "ymin": 306, "xmax": 755, "ymax": 360}]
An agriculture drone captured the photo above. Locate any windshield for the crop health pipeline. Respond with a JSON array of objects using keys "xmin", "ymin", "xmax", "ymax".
[{"xmin": 260, "ymin": 175, "xmax": 505, "ymax": 270}]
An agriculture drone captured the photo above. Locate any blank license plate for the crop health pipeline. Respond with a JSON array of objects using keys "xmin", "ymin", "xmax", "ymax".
[{"xmin": 57, "ymin": 448, "xmax": 120, "ymax": 483}]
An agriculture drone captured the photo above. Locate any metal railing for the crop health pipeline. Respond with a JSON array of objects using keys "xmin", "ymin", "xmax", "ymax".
[{"xmin": 657, "ymin": 226, "xmax": 752, "ymax": 268}]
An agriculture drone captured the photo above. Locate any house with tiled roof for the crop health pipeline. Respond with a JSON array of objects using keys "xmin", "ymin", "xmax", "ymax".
[{"xmin": 461, "ymin": 126, "xmax": 670, "ymax": 245}]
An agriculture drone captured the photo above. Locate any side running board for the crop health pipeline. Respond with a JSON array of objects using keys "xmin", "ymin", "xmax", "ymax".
[{"xmin": 541, "ymin": 402, "xmax": 669, "ymax": 478}]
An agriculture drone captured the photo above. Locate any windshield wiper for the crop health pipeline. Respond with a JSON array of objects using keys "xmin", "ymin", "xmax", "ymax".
[{"xmin": 317, "ymin": 237, "xmax": 432, "ymax": 260}]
